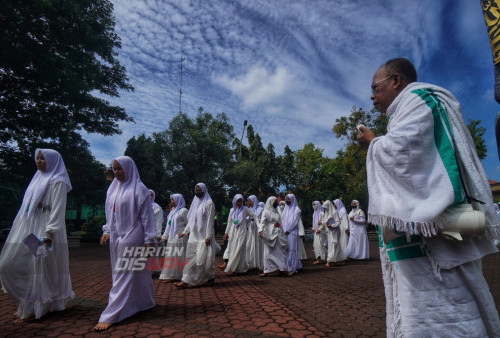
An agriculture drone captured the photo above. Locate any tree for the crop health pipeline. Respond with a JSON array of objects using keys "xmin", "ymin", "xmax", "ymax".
[
  {"xmin": 277, "ymin": 145, "xmax": 297, "ymax": 191},
  {"xmin": 0, "ymin": 132, "xmax": 108, "ymax": 229},
  {"xmin": 331, "ymin": 107, "xmax": 388, "ymax": 207},
  {"xmin": 125, "ymin": 134, "xmax": 164, "ymax": 205},
  {"xmin": 155, "ymin": 110, "xmax": 235, "ymax": 208},
  {"xmin": 466, "ymin": 119, "xmax": 487, "ymax": 160},
  {"xmin": 0, "ymin": 0, "xmax": 133, "ymax": 158}
]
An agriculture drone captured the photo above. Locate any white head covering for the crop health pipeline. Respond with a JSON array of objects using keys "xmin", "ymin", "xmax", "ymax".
[
  {"xmin": 258, "ymin": 201, "xmax": 265, "ymax": 209},
  {"xmin": 333, "ymin": 199, "xmax": 347, "ymax": 218},
  {"xmin": 16, "ymin": 149, "xmax": 72, "ymax": 223},
  {"xmin": 104, "ymin": 156, "xmax": 150, "ymax": 236},
  {"xmin": 230, "ymin": 194, "xmax": 246, "ymax": 224},
  {"xmin": 349, "ymin": 200, "xmax": 365, "ymax": 218},
  {"xmin": 166, "ymin": 193, "xmax": 186, "ymax": 237},
  {"xmin": 263, "ymin": 196, "xmax": 278, "ymax": 213},
  {"xmin": 351, "ymin": 200, "xmax": 360, "ymax": 211},
  {"xmin": 248, "ymin": 195, "xmax": 258, "ymax": 209},
  {"xmin": 281, "ymin": 194, "xmax": 300, "ymax": 231},
  {"xmin": 322, "ymin": 200, "xmax": 335, "ymax": 220},
  {"xmin": 312, "ymin": 201, "xmax": 323, "ymax": 230},
  {"xmin": 186, "ymin": 182, "xmax": 212, "ymax": 232}
]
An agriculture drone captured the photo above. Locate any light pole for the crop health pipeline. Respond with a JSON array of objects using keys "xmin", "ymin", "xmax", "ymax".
[{"xmin": 239, "ymin": 120, "xmax": 248, "ymax": 159}]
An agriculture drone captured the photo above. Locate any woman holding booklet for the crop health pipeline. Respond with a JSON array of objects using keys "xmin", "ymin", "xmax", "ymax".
[{"xmin": 0, "ymin": 149, "xmax": 74, "ymax": 323}]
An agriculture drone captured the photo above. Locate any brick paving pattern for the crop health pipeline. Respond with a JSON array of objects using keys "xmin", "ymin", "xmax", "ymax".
[{"xmin": 0, "ymin": 240, "xmax": 499, "ymax": 337}]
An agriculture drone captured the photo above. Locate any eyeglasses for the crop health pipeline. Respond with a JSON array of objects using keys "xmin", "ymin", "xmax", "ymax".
[{"xmin": 371, "ymin": 74, "xmax": 393, "ymax": 94}]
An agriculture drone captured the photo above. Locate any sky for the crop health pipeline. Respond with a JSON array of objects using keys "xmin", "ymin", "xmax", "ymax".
[{"xmin": 84, "ymin": 0, "xmax": 500, "ymax": 181}]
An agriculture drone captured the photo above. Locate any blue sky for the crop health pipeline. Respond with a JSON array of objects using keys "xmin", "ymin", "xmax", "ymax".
[{"xmin": 85, "ymin": 0, "xmax": 500, "ymax": 181}]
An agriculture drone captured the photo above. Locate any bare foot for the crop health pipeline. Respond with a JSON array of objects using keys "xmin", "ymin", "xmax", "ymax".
[
  {"xmin": 174, "ymin": 281, "xmax": 188, "ymax": 288},
  {"xmin": 93, "ymin": 322, "xmax": 112, "ymax": 331},
  {"xmin": 325, "ymin": 262, "xmax": 331, "ymax": 267},
  {"xmin": 287, "ymin": 271, "xmax": 295, "ymax": 276},
  {"xmin": 259, "ymin": 273, "xmax": 267, "ymax": 277},
  {"xmin": 161, "ymin": 279, "xmax": 175, "ymax": 283},
  {"xmin": 13, "ymin": 316, "xmax": 33, "ymax": 324},
  {"xmin": 313, "ymin": 259, "xmax": 321, "ymax": 265},
  {"xmin": 217, "ymin": 263, "xmax": 227, "ymax": 270}
]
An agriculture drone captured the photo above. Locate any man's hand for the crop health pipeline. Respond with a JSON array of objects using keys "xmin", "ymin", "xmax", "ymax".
[{"xmin": 356, "ymin": 125, "xmax": 376, "ymax": 149}]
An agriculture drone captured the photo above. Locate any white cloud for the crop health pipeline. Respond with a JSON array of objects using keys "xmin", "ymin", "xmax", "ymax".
[
  {"xmin": 80, "ymin": 0, "xmax": 500, "ymax": 181},
  {"xmin": 214, "ymin": 66, "xmax": 295, "ymax": 108}
]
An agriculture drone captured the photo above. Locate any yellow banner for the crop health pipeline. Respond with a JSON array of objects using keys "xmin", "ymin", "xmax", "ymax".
[{"xmin": 483, "ymin": 0, "xmax": 500, "ymax": 64}]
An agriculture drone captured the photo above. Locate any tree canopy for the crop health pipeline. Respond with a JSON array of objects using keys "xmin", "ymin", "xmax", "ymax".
[{"xmin": 0, "ymin": 0, "xmax": 133, "ymax": 157}]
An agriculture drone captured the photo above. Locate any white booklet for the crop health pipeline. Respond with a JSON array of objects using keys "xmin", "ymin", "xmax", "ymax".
[{"xmin": 22, "ymin": 233, "xmax": 47, "ymax": 257}]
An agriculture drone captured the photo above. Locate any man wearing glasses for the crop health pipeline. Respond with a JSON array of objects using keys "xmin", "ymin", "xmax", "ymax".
[{"xmin": 357, "ymin": 58, "xmax": 500, "ymax": 337}]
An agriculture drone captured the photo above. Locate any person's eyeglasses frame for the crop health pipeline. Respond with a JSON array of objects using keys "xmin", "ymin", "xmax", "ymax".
[{"xmin": 371, "ymin": 74, "xmax": 394, "ymax": 94}]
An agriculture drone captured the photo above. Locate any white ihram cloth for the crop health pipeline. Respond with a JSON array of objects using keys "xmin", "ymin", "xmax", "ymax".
[
  {"xmin": 333, "ymin": 199, "xmax": 349, "ymax": 253},
  {"xmin": 99, "ymin": 156, "xmax": 156, "ymax": 324},
  {"xmin": 246, "ymin": 195, "xmax": 264, "ymax": 270},
  {"xmin": 160, "ymin": 194, "xmax": 188, "ymax": 280},
  {"xmin": 344, "ymin": 201, "xmax": 369, "ymax": 260},
  {"xmin": 258, "ymin": 197, "xmax": 287, "ymax": 273},
  {"xmin": 0, "ymin": 149, "xmax": 74, "ymax": 320},
  {"xmin": 322, "ymin": 200, "xmax": 345, "ymax": 263},
  {"xmin": 281, "ymin": 194, "xmax": 302, "ymax": 273},
  {"xmin": 181, "ymin": 183, "xmax": 218, "ymax": 286},
  {"xmin": 224, "ymin": 194, "xmax": 255, "ymax": 273},
  {"xmin": 367, "ymin": 82, "xmax": 500, "ymax": 336},
  {"xmin": 312, "ymin": 201, "xmax": 327, "ymax": 260}
]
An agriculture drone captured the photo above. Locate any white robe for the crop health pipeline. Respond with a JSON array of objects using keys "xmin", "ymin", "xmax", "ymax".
[
  {"xmin": 224, "ymin": 208, "xmax": 255, "ymax": 273},
  {"xmin": 281, "ymin": 196, "xmax": 302, "ymax": 273},
  {"xmin": 339, "ymin": 213, "xmax": 349, "ymax": 254},
  {"xmin": 159, "ymin": 208, "xmax": 188, "ymax": 280},
  {"xmin": 298, "ymin": 218, "xmax": 307, "ymax": 260},
  {"xmin": 246, "ymin": 208, "xmax": 264, "ymax": 270},
  {"xmin": 0, "ymin": 181, "xmax": 74, "ymax": 319},
  {"xmin": 152, "ymin": 202, "xmax": 164, "ymax": 238},
  {"xmin": 258, "ymin": 209, "xmax": 287, "ymax": 273},
  {"xmin": 99, "ymin": 194, "xmax": 156, "ymax": 324},
  {"xmin": 344, "ymin": 209, "xmax": 369, "ymax": 259},
  {"xmin": 181, "ymin": 200, "xmax": 216, "ymax": 286},
  {"xmin": 367, "ymin": 82, "xmax": 500, "ymax": 336},
  {"xmin": 324, "ymin": 211, "xmax": 345, "ymax": 263}
]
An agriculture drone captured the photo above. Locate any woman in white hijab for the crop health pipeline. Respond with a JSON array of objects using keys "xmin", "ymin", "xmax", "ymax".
[
  {"xmin": 0, "ymin": 149, "xmax": 74, "ymax": 323},
  {"xmin": 344, "ymin": 200, "xmax": 370, "ymax": 260},
  {"xmin": 258, "ymin": 196, "xmax": 287, "ymax": 277},
  {"xmin": 159, "ymin": 193, "xmax": 188, "ymax": 282},
  {"xmin": 175, "ymin": 183, "xmax": 219, "ymax": 288},
  {"xmin": 246, "ymin": 195, "xmax": 264, "ymax": 270},
  {"xmin": 322, "ymin": 200, "xmax": 346, "ymax": 267},
  {"xmin": 333, "ymin": 199, "xmax": 349, "ymax": 254},
  {"xmin": 223, "ymin": 194, "xmax": 256, "ymax": 274},
  {"xmin": 93, "ymin": 156, "xmax": 157, "ymax": 331},
  {"xmin": 312, "ymin": 201, "xmax": 327, "ymax": 264},
  {"xmin": 281, "ymin": 194, "xmax": 302, "ymax": 276}
]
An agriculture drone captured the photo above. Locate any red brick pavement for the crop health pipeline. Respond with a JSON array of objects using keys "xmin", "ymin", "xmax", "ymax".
[{"xmin": 0, "ymin": 241, "xmax": 499, "ymax": 337}]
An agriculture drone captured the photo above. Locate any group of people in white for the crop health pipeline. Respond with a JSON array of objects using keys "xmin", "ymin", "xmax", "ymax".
[
  {"xmin": 0, "ymin": 150, "xmax": 372, "ymax": 332},
  {"xmin": 311, "ymin": 199, "xmax": 370, "ymax": 267},
  {"xmin": 218, "ymin": 195, "xmax": 371, "ymax": 278}
]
